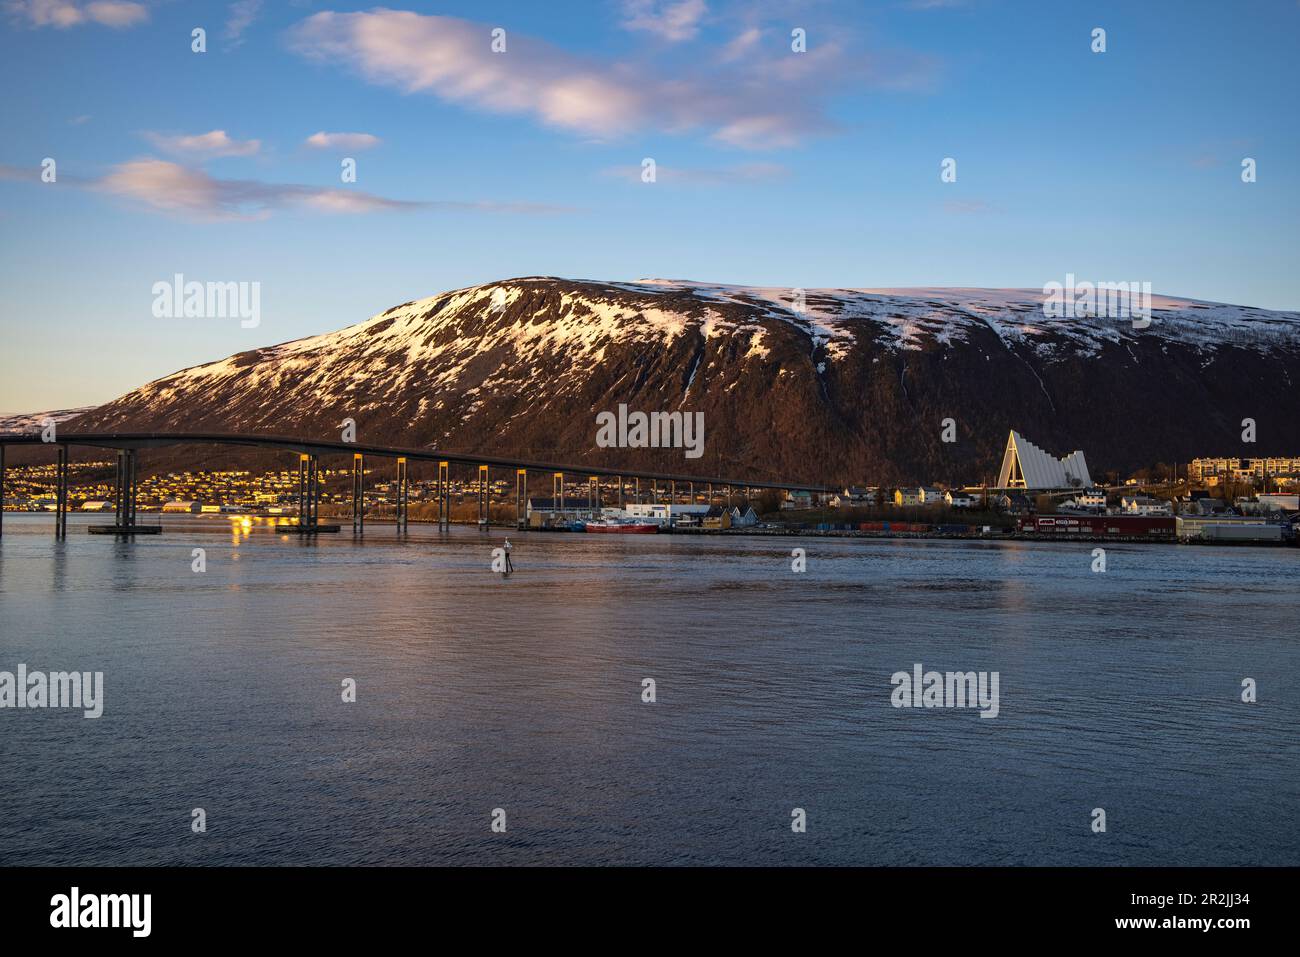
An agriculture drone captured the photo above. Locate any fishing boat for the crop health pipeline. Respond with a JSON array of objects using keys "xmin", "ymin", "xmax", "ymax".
[{"xmin": 583, "ymin": 519, "xmax": 659, "ymax": 534}]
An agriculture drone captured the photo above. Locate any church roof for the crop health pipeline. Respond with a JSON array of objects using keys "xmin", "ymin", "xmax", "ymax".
[{"xmin": 996, "ymin": 431, "xmax": 1092, "ymax": 490}]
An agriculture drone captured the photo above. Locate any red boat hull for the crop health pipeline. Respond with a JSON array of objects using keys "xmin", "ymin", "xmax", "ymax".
[{"xmin": 584, "ymin": 522, "xmax": 659, "ymax": 533}]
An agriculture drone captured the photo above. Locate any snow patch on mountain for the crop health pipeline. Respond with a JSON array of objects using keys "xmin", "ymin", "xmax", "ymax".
[{"xmin": 0, "ymin": 407, "xmax": 94, "ymax": 433}]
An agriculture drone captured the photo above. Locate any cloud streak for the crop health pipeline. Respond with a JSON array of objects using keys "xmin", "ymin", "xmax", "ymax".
[
  {"xmin": 5, "ymin": 0, "xmax": 147, "ymax": 29},
  {"xmin": 224, "ymin": 0, "xmax": 262, "ymax": 45},
  {"xmin": 143, "ymin": 129, "xmax": 262, "ymax": 158},
  {"xmin": 304, "ymin": 131, "xmax": 382, "ymax": 151},
  {"xmin": 1, "ymin": 159, "xmax": 572, "ymax": 221},
  {"xmin": 286, "ymin": 9, "xmax": 882, "ymax": 150},
  {"xmin": 601, "ymin": 161, "xmax": 788, "ymax": 185},
  {"xmin": 620, "ymin": 0, "xmax": 707, "ymax": 42}
]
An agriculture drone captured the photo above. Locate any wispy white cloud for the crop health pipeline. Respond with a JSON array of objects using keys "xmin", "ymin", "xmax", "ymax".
[
  {"xmin": 5, "ymin": 0, "xmax": 147, "ymax": 29},
  {"xmin": 304, "ymin": 131, "xmax": 382, "ymax": 151},
  {"xmin": 719, "ymin": 26, "xmax": 762, "ymax": 62},
  {"xmin": 224, "ymin": 0, "xmax": 262, "ymax": 45},
  {"xmin": 601, "ymin": 161, "xmax": 788, "ymax": 185},
  {"xmin": 0, "ymin": 159, "xmax": 573, "ymax": 221},
  {"xmin": 143, "ymin": 129, "xmax": 262, "ymax": 158},
  {"xmin": 286, "ymin": 9, "xmax": 882, "ymax": 150},
  {"xmin": 620, "ymin": 0, "xmax": 707, "ymax": 42}
]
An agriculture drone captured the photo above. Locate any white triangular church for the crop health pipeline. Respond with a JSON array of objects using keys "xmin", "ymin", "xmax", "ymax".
[{"xmin": 996, "ymin": 431, "xmax": 1092, "ymax": 490}]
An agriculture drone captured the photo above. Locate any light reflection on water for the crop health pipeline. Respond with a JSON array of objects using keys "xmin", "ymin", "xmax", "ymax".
[{"xmin": 0, "ymin": 514, "xmax": 1297, "ymax": 866}]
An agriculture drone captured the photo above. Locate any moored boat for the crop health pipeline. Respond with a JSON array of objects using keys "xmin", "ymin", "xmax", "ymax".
[{"xmin": 583, "ymin": 519, "xmax": 659, "ymax": 533}]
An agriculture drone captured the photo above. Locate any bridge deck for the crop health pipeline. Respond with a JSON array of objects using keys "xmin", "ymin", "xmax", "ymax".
[{"xmin": 0, "ymin": 431, "xmax": 827, "ymax": 493}]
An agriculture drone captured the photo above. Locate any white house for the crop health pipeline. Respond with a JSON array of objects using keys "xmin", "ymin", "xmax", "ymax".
[
  {"xmin": 944, "ymin": 491, "xmax": 977, "ymax": 509},
  {"xmin": 1121, "ymin": 495, "xmax": 1171, "ymax": 516},
  {"xmin": 1060, "ymin": 489, "xmax": 1106, "ymax": 513},
  {"xmin": 831, "ymin": 486, "xmax": 876, "ymax": 507},
  {"xmin": 782, "ymin": 490, "xmax": 813, "ymax": 510}
]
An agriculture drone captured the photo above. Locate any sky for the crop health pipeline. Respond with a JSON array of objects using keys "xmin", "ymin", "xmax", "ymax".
[{"xmin": 1, "ymin": 0, "xmax": 1298, "ymax": 412}]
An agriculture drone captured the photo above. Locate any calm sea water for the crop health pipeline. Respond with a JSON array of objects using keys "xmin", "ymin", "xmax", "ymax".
[{"xmin": 0, "ymin": 513, "xmax": 1296, "ymax": 866}]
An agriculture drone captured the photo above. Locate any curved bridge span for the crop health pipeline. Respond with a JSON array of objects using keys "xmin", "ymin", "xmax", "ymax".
[{"xmin": 0, "ymin": 431, "xmax": 827, "ymax": 538}]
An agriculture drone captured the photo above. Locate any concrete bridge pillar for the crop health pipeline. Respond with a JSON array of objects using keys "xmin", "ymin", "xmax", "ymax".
[
  {"xmin": 478, "ymin": 464, "xmax": 489, "ymax": 527},
  {"xmin": 55, "ymin": 445, "xmax": 68, "ymax": 539},
  {"xmin": 437, "ymin": 461, "xmax": 449, "ymax": 526},
  {"xmin": 396, "ymin": 457, "xmax": 408, "ymax": 533},
  {"xmin": 297, "ymin": 453, "xmax": 322, "ymax": 529},
  {"xmin": 113, "ymin": 449, "xmax": 138, "ymax": 531},
  {"xmin": 516, "ymin": 469, "xmax": 527, "ymax": 528},
  {"xmin": 352, "ymin": 453, "xmax": 365, "ymax": 535}
]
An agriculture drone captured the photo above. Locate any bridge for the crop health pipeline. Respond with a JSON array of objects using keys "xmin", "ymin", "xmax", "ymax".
[{"xmin": 0, "ymin": 431, "xmax": 829, "ymax": 538}]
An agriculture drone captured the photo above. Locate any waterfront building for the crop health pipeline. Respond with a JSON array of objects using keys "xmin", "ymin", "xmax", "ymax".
[
  {"xmin": 623, "ymin": 503, "xmax": 711, "ymax": 527},
  {"xmin": 1175, "ymin": 515, "xmax": 1282, "ymax": 542},
  {"xmin": 525, "ymin": 497, "xmax": 592, "ymax": 524},
  {"xmin": 699, "ymin": 506, "xmax": 732, "ymax": 530}
]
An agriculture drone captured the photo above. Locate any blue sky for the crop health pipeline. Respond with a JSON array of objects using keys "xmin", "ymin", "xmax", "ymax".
[{"xmin": 2, "ymin": 0, "xmax": 1298, "ymax": 411}]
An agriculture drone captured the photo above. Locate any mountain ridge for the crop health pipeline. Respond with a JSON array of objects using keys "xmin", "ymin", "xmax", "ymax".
[{"xmin": 41, "ymin": 277, "xmax": 1300, "ymax": 484}]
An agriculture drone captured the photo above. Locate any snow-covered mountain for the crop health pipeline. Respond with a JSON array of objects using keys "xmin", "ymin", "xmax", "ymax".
[
  {"xmin": 0, "ymin": 407, "xmax": 95, "ymax": 433},
  {"xmin": 58, "ymin": 277, "xmax": 1300, "ymax": 483}
]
